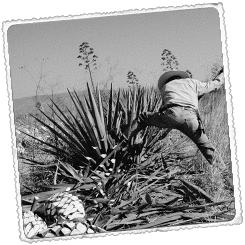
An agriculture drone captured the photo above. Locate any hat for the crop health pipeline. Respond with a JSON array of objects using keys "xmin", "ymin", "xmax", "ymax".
[{"xmin": 158, "ymin": 70, "xmax": 189, "ymax": 90}]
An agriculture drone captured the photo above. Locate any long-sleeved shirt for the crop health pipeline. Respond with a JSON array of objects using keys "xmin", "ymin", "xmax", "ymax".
[{"xmin": 159, "ymin": 73, "xmax": 225, "ymax": 110}]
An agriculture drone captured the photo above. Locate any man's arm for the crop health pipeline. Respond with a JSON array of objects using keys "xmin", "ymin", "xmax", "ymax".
[{"xmin": 197, "ymin": 72, "xmax": 225, "ymax": 97}]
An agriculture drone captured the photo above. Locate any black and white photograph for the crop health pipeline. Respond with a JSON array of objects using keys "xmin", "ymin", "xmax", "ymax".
[{"xmin": 2, "ymin": 2, "xmax": 243, "ymax": 243}]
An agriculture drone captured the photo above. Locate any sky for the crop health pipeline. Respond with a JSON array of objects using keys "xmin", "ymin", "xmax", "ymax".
[{"xmin": 7, "ymin": 6, "xmax": 223, "ymax": 99}]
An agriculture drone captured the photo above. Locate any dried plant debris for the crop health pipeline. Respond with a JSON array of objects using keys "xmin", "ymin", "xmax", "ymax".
[{"xmin": 22, "ymin": 167, "xmax": 235, "ymax": 238}]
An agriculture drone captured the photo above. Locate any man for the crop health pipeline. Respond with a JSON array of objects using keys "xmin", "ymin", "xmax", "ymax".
[{"xmin": 128, "ymin": 69, "xmax": 225, "ymax": 167}]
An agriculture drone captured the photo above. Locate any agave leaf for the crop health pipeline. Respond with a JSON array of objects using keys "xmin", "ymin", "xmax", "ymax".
[
  {"xmin": 84, "ymin": 98, "xmax": 102, "ymax": 149},
  {"xmin": 112, "ymin": 89, "xmax": 121, "ymax": 129},
  {"xmin": 72, "ymin": 90, "xmax": 100, "ymax": 147},
  {"xmin": 39, "ymin": 147, "xmax": 88, "ymax": 167},
  {"xmin": 48, "ymin": 100, "xmax": 94, "ymax": 154},
  {"xmin": 126, "ymin": 90, "xmax": 131, "ymax": 125},
  {"xmin": 39, "ymin": 183, "xmax": 73, "ymax": 189},
  {"xmin": 58, "ymin": 161, "xmax": 83, "ymax": 182},
  {"xmin": 102, "ymin": 214, "xmax": 120, "ymax": 228},
  {"xmin": 107, "ymin": 83, "xmax": 114, "ymax": 132},
  {"xmin": 87, "ymin": 83, "xmax": 107, "ymax": 143},
  {"xmin": 131, "ymin": 212, "xmax": 183, "ymax": 230},
  {"xmin": 48, "ymin": 99, "xmax": 75, "ymax": 133},
  {"xmin": 113, "ymin": 213, "xmax": 139, "ymax": 224},
  {"xmin": 22, "ymin": 189, "xmax": 69, "ymax": 203},
  {"xmin": 115, "ymin": 112, "xmax": 123, "ymax": 135},
  {"xmin": 62, "ymin": 105, "xmax": 89, "ymax": 143},
  {"xmin": 93, "ymin": 141, "xmax": 124, "ymax": 172},
  {"xmin": 70, "ymin": 90, "xmax": 99, "ymax": 148},
  {"xmin": 63, "ymin": 101, "xmax": 102, "ymax": 159},
  {"xmin": 20, "ymin": 156, "xmax": 56, "ymax": 167},
  {"xmin": 98, "ymin": 88, "xmax": 106, "ymax": 130},
  {"xmin": 137, "ymin": 168, "xmax": 162, "ymax": 193},
  {"xmin": 136, "ymin": 90, "xmax": 144, "ymax": 118},
  {"xmin": 98, "ymin": 88, "xmax": 108, "ymax": 152},
  {"xmin": 129, "ymin": 88, "xmax": 137, "ymax": 126},
  {"xmin": 78, "ymin": 183, "xmax": 97, "ymax": 190},
  {"xmin": 21, "ymin": 131, "xmax": 83, "ymax": 164},
  {"xmin": 30, "ymin": 112, "xmax": 86, "ymax": 155},
  {"xmin": 53, "ymin": 163, "xmax": 59, "ymax": 185}
]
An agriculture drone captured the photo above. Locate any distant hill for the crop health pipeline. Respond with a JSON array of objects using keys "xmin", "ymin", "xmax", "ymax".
[{"xmin": 13, "ymin": 90, "xmax": 87, "ymax": 120}]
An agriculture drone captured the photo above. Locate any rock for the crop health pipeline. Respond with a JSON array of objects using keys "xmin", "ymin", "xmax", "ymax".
[
  {"xmin": 63, "ymin": 205, "xmax": 74, "ymax": 216},
  {"xmin": 76, "ymin": 223, "xmax": 87, "ymax": 234},
  {"xmin": 23, "ymin": 211, "xmax": 33, "ymax": 218},
  {"xmin": 68, "ymin": 212, "xmax": 85, "ymax": 222},
  {"xmin": 26, "ymin": 227, "xmax": 38, "ymax": 238},
  {"xmin": 52, "ymin": 201, "xmax": 60, "ymax": 207},
  {"xmin": 38, "ymin": 228, "xmax": 50, "ymax": 238},
  {"xmin": 71, "ymin": 196, "xmax": 78, "ymax": 201},
  {"xmin": 33, "ymin": 224, "xmax": 40, "ymax": 234},
  {"xmin": 60, "ymin": 227, "xmax": 71, "ymax": 236},
  {"xmin": 44, "ymin": 232, "xmax": 56, "ymax": 238},
  {"xmin": 50, "ymin": 225, "xmax": 62, "ymax": 236},
  {"xmin": 87, "ymin": 228, "xmax": 94, "ymax": 234},
  {"xmin": 64, "ymin": 222, "xmax": 76, "ymax": 231},
  {"xmin": 28, "ymin": 216, "xmax": 35, "ymax": 223},
  {"xmin": 24, "ymin": 223, "xmax": 32, "ymax": 235},
  {"xmin": 62, "ymin": 203, "xmax": 69, "ymax": 209},
  {"xmin": 70, "ymin": 229, "xmax": 81, "ymax": 236},
  {"xmin": 51, "ymin": 208, "xmax": 56, "ymax": 216},
  {"xmin": 23, "ymin": 218, "xmax": 29, "ymax": 226},
  {"xmin": 57, "ymin": 215, "xmax": 66, "ymax": 224}
]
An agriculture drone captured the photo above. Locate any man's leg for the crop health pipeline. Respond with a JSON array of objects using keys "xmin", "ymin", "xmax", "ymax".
[
  {"xmin": 128, "ymin": 110, "xmax": 176, "ymax": 142},
  {"xmin": 180, "ymin": 116, "xmax": 225, "ymax": 170},
  {"xmin": 188, "ymin": 123, "xmax": 232, "ymax": 191},
  {"xmin": 192, "ymin": 132, "xmax": 216, "ymax": 164}
]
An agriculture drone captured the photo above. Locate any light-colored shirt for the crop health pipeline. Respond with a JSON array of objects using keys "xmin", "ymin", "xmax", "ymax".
[{"xmin": 160, "ymin": 73, "xmax": 225, "ymax": 110}]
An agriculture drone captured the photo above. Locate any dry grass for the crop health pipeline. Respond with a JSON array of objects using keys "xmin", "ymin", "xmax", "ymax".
[{"xmin": 192, "ymin": 84, "xmax": 233, "ymax": 202}]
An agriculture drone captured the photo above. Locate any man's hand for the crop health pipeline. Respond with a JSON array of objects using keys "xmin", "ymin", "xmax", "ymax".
[
  {"xmin": 214, "ymin": 71, "xmax": 225, "ymax": 87},
  {"xmin": 219, "ymin": 66, "xmax": 224, "ymax": 75},
  {"xmin": 213, "ymin": 66, "xmax": 224, "ymax": 80}
]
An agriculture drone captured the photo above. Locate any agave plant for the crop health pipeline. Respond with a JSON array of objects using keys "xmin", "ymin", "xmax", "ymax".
[{"xmin": 20, "ymin": 84, "xmax": 175, "ymax": 220}]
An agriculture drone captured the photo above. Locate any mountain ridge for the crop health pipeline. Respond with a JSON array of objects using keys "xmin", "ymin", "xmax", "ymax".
[{"xmin": 13, "ymin": 90, "xmax": 87, "ymax": 119}]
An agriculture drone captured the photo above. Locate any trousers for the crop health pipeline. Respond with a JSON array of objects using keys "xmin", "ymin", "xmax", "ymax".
[{"xmin": 138, "ymin": 106, "xmax": 216, "ymax": 164}]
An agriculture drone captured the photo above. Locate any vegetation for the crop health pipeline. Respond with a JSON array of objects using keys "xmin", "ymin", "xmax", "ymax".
[
  {"xmin": 17, "ymin": 77, "xmax": 234, "ymax": 233},
  {"xmin": 16, "ymin": 45, "xmax": 234, "ymax": 235}
]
